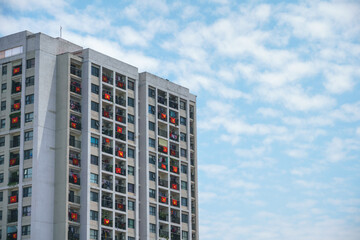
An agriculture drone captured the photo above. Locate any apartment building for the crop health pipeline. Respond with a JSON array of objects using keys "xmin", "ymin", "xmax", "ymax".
[{"xmin": 0, "ymin": 31, "xmax": 198, "ymax": 240}]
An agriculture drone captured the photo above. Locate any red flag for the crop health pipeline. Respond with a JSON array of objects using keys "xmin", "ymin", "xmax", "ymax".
[
  {"xmin": 117, "ymin": 115, "xmax": 122, "ymax": 122},
  {"xmin": 10, "ymin": 158, "xmax": 16, "ymax": 166},
  {"xmin": 10, "ymin": 195, "xmax": 17, "ymax": 203},
  {"xmin": 105, "ymin": 138, "xmax": 110, "ymax": 143},
  {"xmin": 117, "ymin": 82, "xmax": 124, "ymax": 88},
  {"xmin": 72, "ymin": 158, "xmax": 79, "ymax": 166},
  {"xmin": 15, "ymin": 86, "xmax": 21, "ymax": 92},
  {"xmin": 161, "ymin": 196, "xmax": 167, "ymax": 203},
  {"xmin": 13, "ymin": 103, "xmax": 20, "ymax": 110},
  {"xmin": 103, "ymin": 218, "xmax": 110, "ymax": 225},
  {"xmin": 161, "ymin": 113, "xmax": 166, "ymax": 119},
  {"xmin": 116, "ymin": 167, "xmax": 121, "ymax": 174},
  {"xmin": 71, "ymin": 212, "xmax": 78, "ymax": 220},
  {"xmin": 118, "ymin": 151, "xmax": 124, "ymax": 157},
  {"xmin": 13, "ymin": 67, "xmax": 20, "ymax": 75},
  {"xmin": 172, "ymin": 166, "xmax": 178, "ymax": 173},
  {"xmin": 71, "ymin": 122, "xmax": 77, "ymax": 128},
  {"xmin": 172, "ymin": 199, "xmax": 178, "ymax": 206},
  {"xmin": 102, "ymin": 75, "xmax": 108, "ymax": 82},
  {"xmin": 104, "ymin": 93, "xmax": 111, "ymax": 100},
  {"xmin": 170, "ymin": 117, "xmax": 176, "ymax": 124},
  {"xmin": 11, "ymin": 117, "xmax": 18, "ymax": 124},
  {"xmin": 118, "ymin": 203, "xmax": 124, "ymax": 209},
  {"xmin": 12, "ymin": 233, "xmax": 17, "ymax": 239},
  {"xmin": 161, "ymin": 164, "xmax": 166, "ymax": 170},
  {"xmin": 76, "ymin": 87, "xmax": 80, "ymax": 93},
  {"xmin": 163, "ymin": 146, "xmax": 168, "ymax": 153},
  {"xmin": 172, "ymin": 184, "xmax": 178, "ymax": 190},
  {"xmin": 117, "ymin": 126, "xmax": 122, "ymax": 133},
  {"xmin": 104, "ymin": 111, "xmax": 109, "ymax": 118},
  {"xmin": 73, "ymin": 174, "xmax": 78, "ymax": 183}
]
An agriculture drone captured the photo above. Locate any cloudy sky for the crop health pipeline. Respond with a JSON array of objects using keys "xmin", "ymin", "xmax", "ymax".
[{"xmin": 1, "ymin": 0, "xmax": 360, "ymax": 239}]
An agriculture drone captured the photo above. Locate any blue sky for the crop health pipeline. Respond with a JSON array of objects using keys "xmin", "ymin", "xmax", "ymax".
[{"xmin": 1, "ymin": 0, "xmax": 360, "ymax": 239}]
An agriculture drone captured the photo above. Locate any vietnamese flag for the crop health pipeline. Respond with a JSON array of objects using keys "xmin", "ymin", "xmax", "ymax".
[
  {"xmin": 12, "ymin": 233, "xmax": 17, "ymax": 239},
  {"xmin": 103, "ymin": 218, "xmax": 110, "ymax": 225},
  {"xmin": 172, "ymin": 184, "xmax": 178, "ymax": 190},
  {"xmin": 102, "ymin": 75, "xmax": 108, "ymax": 82},
  {"xmin": 71, "ymin": 212, "xmax": 78, "ymax": 220},
  {"xmin": 73, "ymin": 174, "xmax": 78, "ymax": 183},
  {"xmin": 10, "ymin": 195, "xmax": 17, "ymax": 203},
  {"xmin": 117, "ymin": 115, "xmax": 122, "ymax": 122},
  {"xmin": 10, "ymin": 158, "xmax": 16, "ymax": 166},
  {"xmin": 172, "ymin": 199, "xmax": 178, "ymax": 206},
  {"xmin": 172, "ymin": 166, "xmax": 178, "ymax": 173},
  {"xmin": 117, "ymin": 82, "xmax": 123, "ymax": 88},
  {"xmin": 13, "ymin": 67, "xmax": 20, "ymax": 75},
  {"xmin": 170, "ymin": 117, "xmax": 176, "ymax": 124},
  {"xmin": 71, "ymin": 122, "xmax": 77, "ymax": 128},
  {"xmin": 11, "ymin": 117, "xmax": 18, "ymax": 124},
  {"xmin": 13, "ymin": 103, "xmax": 20, "ymax": 110},
  {"xmin": 161, "ymin": 164, "xmax": 166, "ymax": 170},
  {"xmin": 105, "ymin": 138, "xmax": 110, "ymax": 143},
  {"xmin": 161, "ymin": 113, "xmax": 166, "ymax": 119},
  {"xmin": 104, "ymin": 93, "xmax": 111, "ymax": 100},
  {"xmin": 118, "ymin": 151, "xmax": 124, "ymax": 157},
  {"xmin": 118, "ymin": 203, "xmax": 123, "ymax": 209},
  {"xmin": 116, "ymin": 167, "xmax": 121, "ymax": 174},
  {"xmin": 117, "ymin": 126, "xmax": 122, "ymax": 133},
  {"xmin": 104, "ymin": 111, "xmax": 109, "ymax": 118},
  {"xmin": 161, "ymin": 196, "xmax": 167, "ymax": 203},
  {"xmin": 76, "ymin": 87, "xmax": 80, "ymax": 93},
  {"xmin": 15, "ymin": 86, "xmax": 21, "ymax": 92},
  {"xmin": 171, "ymin": 150, "xmax": 175, "ymax": 156},
  {"xmin": 73, "ymin": 158, "xmax": 79, "ymax": 166},
  {"xmin": 163, "ymin": 146, "xmax": 168, "ymax": 153}
]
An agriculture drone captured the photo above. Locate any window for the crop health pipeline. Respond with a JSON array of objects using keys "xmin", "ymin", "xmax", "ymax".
[
  {"xmin": 128, "ymin": 183, "xmax": 135, "ymax": 193},
  {"xmin": 25, "ymin": 94, "xmax": 34, "ymax": 105},
  {"xmin": 181, "ymin": 181, "xmax": 188, "ymax": 190},
  {"xmin": 181, "ymin": 164, "xmax": 188, "ymax": 174},
  {"xmin": 24, "ymin": 168, "xmax": 32, "ymax": 179},
  {"xmin": 0, "ymin": 173, "xmax": 3, "ymax": 183},
  {"xmin": 128, "ymin": 131, "xmax": 134, "ymax": 141},
  {"xmin": 128, "ymin": 97, "xmax": 134, "ymax": 107},
  {"xmin": 149, "ymin": 206, "xmax": 156, "ymax": 216},
  {"xmin": 182, "ymin": 213, "xmax": 188, "ymax": 223},
  {"xmin": 128, "ymin": 166, "xmax": 135, "ymax": 176},
  {"xmin": 90, "ymin": 210, "xmax": 98, "ymax": 221},
  {"xmin": 148, "ymin": 105, "xmax": 155, "ymax": 114},
  {"xmin": 0, "ymin": 119, "xmax": 5, "ymax": 128},
  {"xmin": 1, "ymin": 83, "xmax": 6, "ymax": 93},
  {"xmin": 181, "ymin": 197, "xmax": 188, "ymax": 207},
  {"xmin": 128, "ymin": 218, "xmax": 135, "ymax": 229},
  {"xmin": 25, "ymin": 112, "xmax": 34, "ymax": 123},
  {"xmin": 90, "ymin": 191, "xmax": 98, "ymax": 202},
  {"xmin": 0, "ymin": 155, "xmax": 3, "ymax": 165},
  {"xmin": 90, "ymin": 229, "xmax": 98, "ymax": 240},
  {"xmin": 149, "ymin": 172, "xmax": 156, "ymax": 181},
  {"xmin": 0, "ymin": 137, "xmax": 4, "ymax": 147},
  {"xmin": 91, "ymin": 119, "xmax": 99, "ymax": 130},
  {"xmin": 91, "ymin": 66, "xmax": 99, "ymax": 77},
  {"xmin": 182, "ymin": 231, "xmax": 189, "ymax": 240},
  {"xmin": 91, "ymin": 136, "xmax": 99, "ymax": 147},
  {"xmin": 91, "ymin": 101, "xmax": 99, "ymax": 112},
  {"xmin": 148, "ymin": 87, "xmax": 155, "ymax": 98},
  {"xmin": 149, "ymin": 138, "xmax": 155, "ymax": 148},
  {"xmin": 181, "ymin": 148, "xmax": 187, "ymax": 157},
  {"xmin": 91, "ymin": 155, "xmax": 98, "ymax": 165},
  {"xmin": 0, "ymin": 210, "xmax": 2, "ymax": 220},
  {"xmin": 22, "ymin": 225, "xmax": 31, "ymax": 236},
  {"xmin": 26, "ymin": 58, "xmax": 35, "ymax": 69},
  {"xmin": 23, "ymin": 186, "xmax": 32, "ymax": 197},
  {"xmin": 180, "ymin": 117, "xmax": 187, "ymax": 126},
  {"xmin": 128, "ymin": 79, "xmax": 135, "ymax": 90},
  {"xmin": 149, "ymin": 154, "xmax": 156, "ymax": 164},
  {"xmin": 149, "ymin": 121, "xmax": 155, "ymax": 131},
  {"xmin": 22, "ymin": 206, "xmax": 31, "ymax": 216},
  {"xmin": 128, "ymin": 200, "xmax": 135, "ymax": 211},
  {"xmin": 90, "ymin": 173, "xmax": 98, "ymax": 184},
  {"xmin": 149, "ymin": 188, "xmax": 156, "ymax": 198},
  {"xmin": 25, "ymin": 76, "xmax": 34, "ymax": 86},
  {"xmin": 128, "ymin": 114, "xmax": 134, "ymax": 124},
  {"xmin": 128, "ymin": 148, "xmax": 135, "ymax": 158},
  {"xmin": 1, "ymin": 101, "xmax": 6, "ymax": 111},
  {"xmin": 24, "ymin": 149, "xmax": 33, "ymax": 160},
  {"xmin": 150, "ymin": 223, "xmax": 156, "ymax": 233},
  {"xmin": 180, "ymin": 132, "xmax": 187, "ymax": 142},
  {"xmin": 128, "ymin": 237, "xmax": 135, "ymax": 240},
  {"xmin": 2, "ymin": 65, "xmax": 7, "ymax": 75},
  {"xmin": 180, "ymin": 100, "xmax": 186, "ymax": 110},
  {"xmin": 91, "ymin": 84, "xmax": 99, "ymax": 94},
  {"xmin": 24, "ymin": 131, "xmax": 33, "ymax": 141}
]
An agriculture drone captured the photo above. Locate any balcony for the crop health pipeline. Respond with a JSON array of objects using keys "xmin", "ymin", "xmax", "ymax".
[
  {"xmin": 69, "ymin": 173, "xmax": 80, "ymax": 185},
  {"xmin": 158, "ymin": 128, "xmax": 167, "ymax": 138},
  {"xmin": 169, "ymin": 95, "xmax": 178, "ymax": 109},
  {"xmin": 116, "ymin": 74, "xmax": 126, "ymax": 89},
  {"xmin": 102, "ymin": 162, "xmax": 113, "ymax": 172},
  {"xmin": 170, "ymin": 150, "xmax": 179, "ymax": 158},
  {"xmin": 158, "ymin": 162, "xmax": 168, "ymax": 171},
  {"xmin": 102, "ymin": 91, "xmax": 113, "ymax": 102},
  {"xmin": 115, "ymin": 201, "xmax": 126, "ymax": 212},
  {"xmin": 9, "ymin": 153, "xmax": 19, "ymax": 167},
  {"xmin": 70, "ymin": 65, "xmax": 82, "ymax": 77},
  {"xmin": 115, "ymin": 184, "xmax": 126, "ymax": 194},
  {"xmin": 171, "ymin": 215, "xmax": 180, "ymax": 224},
  {"xmin": 115, "ymin": 217, "xmax": 126, "ymax": 230},
  {"xmin": 69, "ymin": 155, "xmax": 81, "ymax": 167},
  {"xmin": 68, "ymin": 231, "xmax": 80, "ymax": 240},
  {"xmin": 70, "ymin": 81, "xmax": 81, "ymax": 95},
  {"xmin": 11, "ymin": 102, "xmax": 21, "ymax": 112},
  {"xmin": 68, "ymin": 211, "xmax": 80, "ymax": 223},
  {"xmin": 7, "ymin": 232, "xmax": 18, "ymax": 240},
  {"xmin": 102, "ymin": 74, "xmax": 113, "ymax": 85},
  {"xmin": 115, "ymin": 132, "xmax": 126, "ymax": 141},
  {"xmin": 169, "ymin": 132, "xmax": 178, "ymax": 141},
  {"xmin": 11, "ymin": 81, "xmax": 21, "ymax": 94},
  {"xmin": 69, "ymin": 193, "xmax": 80, "ymax": 204},
  {"xmin": 171, "ymin": 233, "xmax": 181, "ymax": 240},
  {"xmin": 8, "ymin": 195, "xmax": 18, "ymax": 204},
  {"xmin": 102, "ymin": 128, "xmax": 113, "ymax": 137},
  {"xmin": 102, "ymin": 178, "xmax": 113, "ymax": 190},
  {"xmin": 10, "ymin": 114, "xmax": 20, "ymax": 129},
  {"xmin": 10, "ymin": 139, "xmax": 20, "ymax": 148},
  {"xmin": 158, "ymin": 96, "xmax": 167, "ymax": 105},
  {"xmin": 70, "ymin": 117, "xmax": 81, "ymax": 130},
  {"xmin": 115, "ymin": 165, "xmax": 126, "ymax": 176},
  {"xmin": 70, "ymin": 100, "xmax": 81, "ymax": 113},
  {"xmin": 69, "ymin": 139, "xmax": 81, "ymax": 149},
  {"xmin": 158, "ymin": 146, "xmax": 168, "ymax": 154},
  {"xmin": 158, "ymin": 178, "xmax": 168, "ymax": 188},
  {"xmin": 7, "ymin": 213, "xmax": 18, "ymax": 223},
  {"xmin": 102, "ymin": 107, "xmax": 113, "ymax": 119},
  {"xmin": 102, "ymin": 196, "xmax": 113, "ymax": 209},
  {"xmin": 8, "ymin": 173, "xmax": 19, "ymax": 185},
  {"xmin": 159, "ymin": 230, "xmax": 169, "ymax": 238},
  {"xmin": 159, "ymin": 211, "xmax": 168, "ymax": 221},
  {"xmin": 115, "ymin": 96, "xmax": 126, "ymax": 106},
  {"xmin": 102, "ymin": 145, "xmax": 113, "ymax": 155}
]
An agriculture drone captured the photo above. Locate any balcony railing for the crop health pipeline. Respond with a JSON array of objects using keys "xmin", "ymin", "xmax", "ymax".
[
  {"xmin": 115, "ymin": 185, "xmax": 126, "ymax": 194},
  {"xmin": 102, "ymin": 128, "xmax": 113, "ymax": 137},
  {"xmin": 7, "ymin": 214, "xmax": 18, "ymax": 223},
  {"xmin": 68, "ymin": 232, "xmax": 80, "ymax": 240},
  {"xmin": 115, "ymin": 218, "xmax": 126, "ymax": 230},
  {"xmin": 70, "ymin": 100, "xmax": 81, "ymax": 113},
  {"xmin": 69, "ymin": 194, "xmax": 80, "ymax": 204},
  {"xmin": 115, "ymin": 201, "xmax": 126, "ymax": 212},
  {"xmin": 158, "ymin": 178, "xmax": 168, "ymax": 188},
  {"xmin": 115, "ymin": 132, "xmax": 126, "ymax": 141},
  {"xmin": 102, "ymin": 162, "xmax": 113, "ymax": 172},
  {"xmin": 69, "ymin": 139, "xmax": 81, "ymax": 149},
  {"xmin": 115, "ymin": 96, "xmax": 126, "ymax": 106},
  {"xmin": 11, "ymin": 82, "xmax": 21, "ymax": 94},
  {"xmin": 69, "ymin": 174, "xmax": 80, "ymax": 185},
  {"xmin": 102, "ymin": 75, "xmax": 113, "ymax": 84},
  {"xmin": 11, "ymin": 102, "xmax": 21, "ymax": 112},
  {"xmin": 102, "ymin": 180, "xmax": 113, "ymax": 190},
  {"xmin": 158, "ymin": 96, "xmax": 167, "ymax": 105},
  {"xmin": 169, "ymin": 100, "xmax": 178, "ymax": 109},
  {"xmin": 116, "ymin": 114, "xmax": 126, "ymax": 124},
  {"xmin": 116, "ymin": 80, "xmax": 126, "ymax": 89},
  {"xmin": 69, "ymin": 157, "xmax": 81, "ymax": 167},
  {"xmin": 102, "ymin": 145, "xmax": 113, "ymax": 155},
  {"xmin": 102, "ymin": 109, "xmax": 113, "ymax": 119},
  {"xmin": 70, "ymin": 66, "xmax": 81, "ymax": 77},
  {"xmin": 115, "ymin": 166, "xmax": 126, "ymax": 176},
  {"xmin": 171, "ymin": 215, "xmax": 180, "ymax": 224},
  {"xmin": 8, "ymin": 174, "xmax": 19, "ymax": 185},
  {"xmin": 68, "ymin": 211, "xmax": 80, "ymax": 223},
  {"xmin": 158, "ymin": 129, "xmax": 167, "ymax": 138},
  {"xmin": 170, "ymin": 150, "xmax": 179, "ymax": 158},
  {"xmin": 159, "ymin": 211, "xmax": 168, "ymax": 221},
  {"xmin": 159, "ymin": 230, "xmax": 169, "ymax": 238},
  {"xmin": 171, "ymin": 233, "xmax": 181, "ymax": 240},
  {"xmin": 102, "ymin": 198, "xmax": 113, "ymax": 208},
  {"xmin": 10, "ymin": 140, "xmax": 20, "ymax": 148},
  {"xmin": 70, "ymin": 84, "xmax": 81, "ymax": 95},
  {"xmin": 169, "ymin": 132, "xmax": 178, "ymax": 141},
  {"xmin": 70, "ymin": 121, "xmax": 81, "ymax": 130}
]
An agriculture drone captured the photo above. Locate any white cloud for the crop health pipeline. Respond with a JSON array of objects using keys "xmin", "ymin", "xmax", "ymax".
[{"xmin": 257, "ymin": 107, "xmax": 282, "ymax": 118}]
